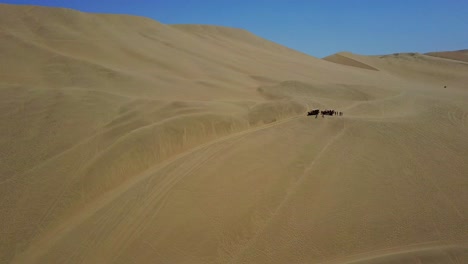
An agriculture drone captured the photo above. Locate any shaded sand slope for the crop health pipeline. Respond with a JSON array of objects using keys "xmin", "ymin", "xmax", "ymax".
[
  {"xmin": 1, "ymin": 4, "xmax": 468, "ymax": 264},
  {"xmin": 323, "ymin": 52, "xmax": 379, "ymax": 71}
]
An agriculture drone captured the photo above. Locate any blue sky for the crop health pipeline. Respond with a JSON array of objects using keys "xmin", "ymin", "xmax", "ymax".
[{"xmin": 3, "ymin": 0, "xmax": 468, "ymax": 57}]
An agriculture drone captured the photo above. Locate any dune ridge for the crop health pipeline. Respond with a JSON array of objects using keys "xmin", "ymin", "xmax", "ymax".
[{"xmin": 1, "ymin": 4, "xmax": 467, "ymax": 264}]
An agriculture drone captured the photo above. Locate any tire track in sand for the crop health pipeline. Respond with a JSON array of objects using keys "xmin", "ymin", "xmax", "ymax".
[
  {"xmin": 13, "ymin": 115, "xmax": 303, "ymax": 263},
  {"xmin": 315, "ymin": 241, "xmax": 468, "ymax": 264},
  {"xmin": 229, "ymin": 119, "xmax": 348, "ymax": 263}
]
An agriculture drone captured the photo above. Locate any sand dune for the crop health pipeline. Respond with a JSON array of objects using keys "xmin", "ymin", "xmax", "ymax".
[
  {"xmin": 323, "ymin": 51, "xmax": 468, "ymax": 89},
  {"xmin": 426, "ymin": 49, "xmax": 468, "ymax": 63},
  {"xmin": 1, "ymin": 4, "xmax": 467, "ymax": 264}
]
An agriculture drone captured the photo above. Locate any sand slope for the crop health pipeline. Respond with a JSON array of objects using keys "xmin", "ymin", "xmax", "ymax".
[
  {"xmin": 1, "ymin": 4, "xmax": 467, "ymax": 264},
  {"xmin": 323, "ymin": 52, "xmax": 379, "ymax": 71}
]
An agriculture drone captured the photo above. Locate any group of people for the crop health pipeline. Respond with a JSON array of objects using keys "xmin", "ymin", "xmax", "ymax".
[
  {"xmin": 307, "ymin": 109, "xmax": 343, "ymax": 118},
  {"xmin": 321, "ymin": 109, "xmax": 342, "ymax": 117}
]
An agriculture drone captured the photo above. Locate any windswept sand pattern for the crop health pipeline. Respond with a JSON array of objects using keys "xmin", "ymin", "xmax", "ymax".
[{"xmin": 1, "ymin": 4, "xmax": 468, "ymax": 264}]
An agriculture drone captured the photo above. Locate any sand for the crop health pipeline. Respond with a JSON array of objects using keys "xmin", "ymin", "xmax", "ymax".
[
  {"xmin": 426, "ymin": 49, "xmax": 468, "ymax": 63},
  {"xmin": 1, "ymin": 4, "xmax": 467, "ymax": 264}
]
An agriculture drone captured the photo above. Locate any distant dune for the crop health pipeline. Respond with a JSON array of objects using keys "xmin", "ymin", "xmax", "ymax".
[
  {"xmin": 425, "ymin": 49, "xmax": 468, "ymax": 63},
  {"xmin": 324, "ymin": 51, "xmax": 468, "ymax": 86},
  {"xmin": 1, "ymin": 4, "xmax": 467, "ymax": 264}
]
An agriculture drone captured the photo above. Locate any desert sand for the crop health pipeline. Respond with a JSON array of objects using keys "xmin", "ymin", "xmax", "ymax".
[{"xmin": 1, "ymin": 4, "xmax": 467, "ymax": 264}]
